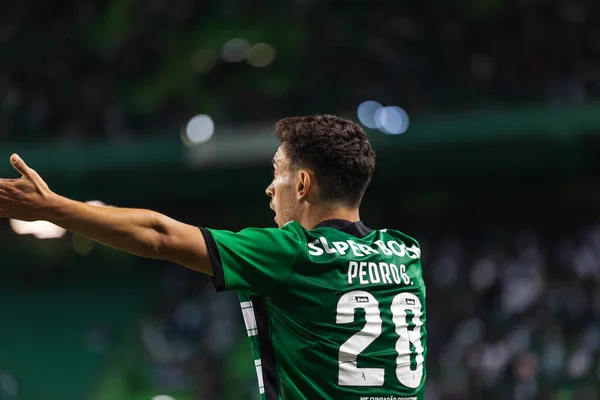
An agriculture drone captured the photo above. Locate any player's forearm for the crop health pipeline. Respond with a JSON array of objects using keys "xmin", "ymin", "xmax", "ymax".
[{"xmin": 45, "ymin": 194, "xmax": 170, "ymax": 259}]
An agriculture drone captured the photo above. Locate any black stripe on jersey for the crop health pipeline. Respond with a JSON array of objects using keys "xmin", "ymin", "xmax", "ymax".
[
  {"xmin": 313, "ymin": 219, "xmax": 373, "ymax": 238},
  {"xmin": 252, "ymin": 296, "xmax": 279, "ymax": 400},
  {"xmin": 199, "ymin": 227, "xmax": 226, "ymax": 292}
]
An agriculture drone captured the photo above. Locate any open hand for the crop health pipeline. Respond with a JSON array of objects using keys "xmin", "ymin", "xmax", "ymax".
[{"xmin": 0, "ymin": 154, "xmax": 54, "ymax": 221}]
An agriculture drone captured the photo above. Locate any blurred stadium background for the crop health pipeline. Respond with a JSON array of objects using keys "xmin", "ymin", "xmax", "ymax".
[{"xmin": 1, "ymin": 0, "xmax": 600, "ymax": 399}]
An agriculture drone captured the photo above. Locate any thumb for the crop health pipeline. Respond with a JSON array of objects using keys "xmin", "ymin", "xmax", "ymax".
[{"xmin": 10, "ymin": 154, "xmax": 34, "ymax": 179}]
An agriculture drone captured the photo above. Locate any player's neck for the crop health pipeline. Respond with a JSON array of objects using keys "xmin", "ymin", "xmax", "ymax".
[{"xmin": 298, "ymin": 205, "xmax": 360, "ymax": 231}]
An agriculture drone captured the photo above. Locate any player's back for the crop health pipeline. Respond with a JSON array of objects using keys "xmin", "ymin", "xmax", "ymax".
[{"xmin": 264, "ymin": 219, "xmax": 426, "ymax": 400}]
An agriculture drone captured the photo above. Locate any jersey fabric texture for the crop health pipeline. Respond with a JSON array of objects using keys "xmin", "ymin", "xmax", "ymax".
[{"xmin": 200, "ymin": 219, "xmax": 427, "ymax": 400}]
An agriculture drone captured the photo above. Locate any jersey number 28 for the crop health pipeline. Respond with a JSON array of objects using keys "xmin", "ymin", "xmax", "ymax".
[{"xmin": 336, "ymin": 291, "xmax": 424, "ymax": 388}]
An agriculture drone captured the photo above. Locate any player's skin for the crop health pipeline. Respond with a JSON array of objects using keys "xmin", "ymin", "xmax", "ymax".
[{"xmin": 0, "ymin": 146, "xmax": 359, "ymax": 274}]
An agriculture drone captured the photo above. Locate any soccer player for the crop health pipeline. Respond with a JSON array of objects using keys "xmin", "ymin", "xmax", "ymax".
[{"xmin": 0, "ymin": 115, "xmax": 426, "ymax": 400}]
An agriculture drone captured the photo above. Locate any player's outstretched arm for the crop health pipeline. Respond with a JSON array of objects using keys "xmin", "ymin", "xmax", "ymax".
[{"xmin": 0, "ymin": 154, "xmax": 213, "ymax": 275}]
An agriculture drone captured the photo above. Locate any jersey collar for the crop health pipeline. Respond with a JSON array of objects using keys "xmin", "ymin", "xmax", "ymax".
[{"xmin": 312, "ymin": 219, "xmax": 373, "ymax": 238}]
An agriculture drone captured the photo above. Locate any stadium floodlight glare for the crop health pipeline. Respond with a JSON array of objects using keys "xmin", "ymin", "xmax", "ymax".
[
  {"xmin": 184, "ymin": 114, "xmax": 214, "ymax": 145},
  {"xmin": 357, "ymin": 100, "xmax": 383, "ymax": 129},
  {"xmin": 375, "ymin": 106, "xmax": 409, "ymax": 135},
  {"xmin": 9, "ymin": 219, "xmax": 67, "ymax": 239},
  {"xmin": 221, "ymin": 38, "xmax": 250, "ymax": 63},
  {"xmin": 247, "ymin": 43, "xmax": 277, "ymax": 67}
]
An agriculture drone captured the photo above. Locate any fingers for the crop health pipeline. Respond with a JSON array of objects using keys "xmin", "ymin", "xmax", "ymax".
[
  {"xmin": 0, "ymin": 178, "xmax": 16, "ymax": 190},
  {"xmin": 10, "ymin": 154, "xmax": 43, "ymax": 184},
  {"xmin": 10, "ymin": 154, "xmax": 30, "ymax": 178}
]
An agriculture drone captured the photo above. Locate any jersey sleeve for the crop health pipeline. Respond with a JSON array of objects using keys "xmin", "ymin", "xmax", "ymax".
[{"xmin": 199, "ymin": 225, "xmax": 304, "ymax": 296}]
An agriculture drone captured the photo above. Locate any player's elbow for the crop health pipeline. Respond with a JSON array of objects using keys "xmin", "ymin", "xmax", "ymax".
[
  {"xmin": 150, "ymin": 216, "xmax": 211, "ymax": 274},
  {"xmin": 137, "ymin": 230, "xmax": 163, "ymax": 260},
  {"xmin": 136, "ymin": 214, "xmax": 170, "ymax": 260}
]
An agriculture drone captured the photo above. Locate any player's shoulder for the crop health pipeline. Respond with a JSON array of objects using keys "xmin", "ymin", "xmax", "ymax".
[
  {"xmin": 380, "ymin": 227, "xmax": 421, "ymax": 248},
  {"xmin": 234, "ymin": 221, "xmax": 307, "ymax": 243},
  {"xmin": 280, "ymin": 220, "xmax": 309, "ymax": 240}
]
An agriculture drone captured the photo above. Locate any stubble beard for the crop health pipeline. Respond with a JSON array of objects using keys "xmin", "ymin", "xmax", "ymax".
[{"xmin": 277, "ymin": 201, "xmax": 297, "ymax": 228}]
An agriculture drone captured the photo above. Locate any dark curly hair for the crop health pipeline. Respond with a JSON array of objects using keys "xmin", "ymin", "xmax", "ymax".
[{"xmin": 274, "ymin": 114, "xmax": 375, "ymax": 208}]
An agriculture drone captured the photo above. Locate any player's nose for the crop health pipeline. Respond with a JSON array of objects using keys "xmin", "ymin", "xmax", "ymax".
[{"xmin": 265, "ymin": 183, "xmax": 274, "ymax": 198}]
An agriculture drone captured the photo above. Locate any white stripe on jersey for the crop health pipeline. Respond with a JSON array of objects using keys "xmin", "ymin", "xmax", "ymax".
[
  {"xmin": 240, "ymin": 301, "xmax": 258, "ymax": 337},
  {"xmin": 255, "ymin": 358, "xmax": 265, "ymax": 394}
]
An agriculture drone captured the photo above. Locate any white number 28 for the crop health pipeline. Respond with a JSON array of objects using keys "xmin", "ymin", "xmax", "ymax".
[{"xmin": 336, "ymin": 290, "xmax": 424, "ymax": 388}]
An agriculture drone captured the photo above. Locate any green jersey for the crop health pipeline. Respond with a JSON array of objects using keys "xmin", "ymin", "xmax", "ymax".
[{"xmin": 201, "ymin": 219, "xmax": 426, "ymax": 400}]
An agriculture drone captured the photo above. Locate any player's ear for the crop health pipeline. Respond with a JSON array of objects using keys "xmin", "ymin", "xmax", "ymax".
[{"xmin": 296, "ymin": 170, "xmax": 311, "ymax": 199}]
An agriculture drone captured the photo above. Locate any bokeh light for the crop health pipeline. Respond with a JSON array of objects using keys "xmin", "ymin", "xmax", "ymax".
[
  {"xmin": 184, "ymin": 114, "xmax": 214, "ymax": 145},
  {"xmin": 357, "ymin": 101, "xmax": 383, "ymax": 129},
  {"xmin": 247, "ymin": 43, "xmax": 277, "ymax": 67},
  {"xmin": 190, "ymin": 49, "xmax": 218, "ymax": 73},
  {"xmin": 221, "ymin": 39, "xmax": 250, "ymax": 63},
  {"xmin": 375, "ymin": 106, "xmax": 410, "ymax": 134},
  {"xmin": 9, "ymin": 219, "xmax": 67, "ymax": 239},
  {"xmin": 73, "ymin": 234, "xmax": 94, "ymax": 256},
  {"xmin": 86, "ymin": 200, "xmax": 107, "ymax": 207}
]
